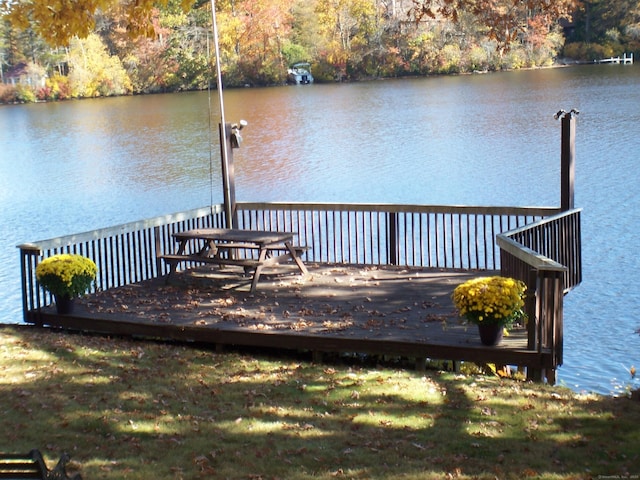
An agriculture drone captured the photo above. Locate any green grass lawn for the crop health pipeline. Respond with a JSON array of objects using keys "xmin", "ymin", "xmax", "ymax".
[{"xmin": 1, "ymin": 325, "xmax": 638, "ymax": 479}]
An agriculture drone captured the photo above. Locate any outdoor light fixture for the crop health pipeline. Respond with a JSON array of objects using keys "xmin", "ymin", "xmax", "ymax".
[
  {"xmin": 554, "ymin": 108, "xmax": 580, "ymax": 120},
  {"xmin": 233, "ymin": 120, "xmax": 248, "ymax": 130},
  {"xmin": 230, "ymin": 120, "xmax": 248, "ymax": 148}
]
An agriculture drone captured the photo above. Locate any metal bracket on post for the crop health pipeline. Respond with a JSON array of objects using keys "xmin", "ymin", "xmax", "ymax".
[
  {"xmin": 230, "ymin": 120, "xmax": 247, "ymax": 149},
  {"xmin": 219, "ymin": 120, "xmax": 247, "ymax": 229},
  {"xmin": 554, "ymin": 109, "xmax": 578, "ymax": 211}
]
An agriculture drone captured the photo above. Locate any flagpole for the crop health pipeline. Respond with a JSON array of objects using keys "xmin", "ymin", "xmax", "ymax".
[{"xmin": 209, "ymin": 0, "xmax": 232, "ymax": 227}]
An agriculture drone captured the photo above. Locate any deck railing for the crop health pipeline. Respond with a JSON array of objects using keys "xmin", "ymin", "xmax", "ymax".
[
  {"xmin": 497, "ymin": 208, "xmax": 582, "ymax": 381},
  {"xmin": 18, "ymin": 205, "xmax": 226, "ymax": 322},
  {"xmin": 18, "ymin": 202, "xmax": 570, "ymax": 361},
  {"xmin": 235, "ymin": 202, "xmax": 559, "ymax": 269}
]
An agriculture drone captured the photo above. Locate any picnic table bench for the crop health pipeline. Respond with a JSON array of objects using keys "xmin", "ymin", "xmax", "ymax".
[
  {"xmin": 159, "ymin": 228, "xmax": 309, "ymax": 292},
  {"xmin": 0, "ymin": 450, "xmax": 81, "ymax": 480}
]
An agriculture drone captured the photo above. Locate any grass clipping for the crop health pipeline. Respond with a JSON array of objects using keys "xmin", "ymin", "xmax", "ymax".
[{"xmin": 1, "ymin": 326, "xmax": 639, "ymax": 480}]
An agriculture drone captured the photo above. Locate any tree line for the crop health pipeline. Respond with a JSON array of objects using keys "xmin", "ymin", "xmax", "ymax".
[{"xmin": 0, "ymin": 0, "xmax": 638, "ymax": 103}]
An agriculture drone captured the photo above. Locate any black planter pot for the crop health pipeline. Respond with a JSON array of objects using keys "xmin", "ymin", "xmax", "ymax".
[
  {"xmin": 477, "ymin": 323, "xmax": 504, "ymax": 346},
  {"xmin": 54, "ymin": 294, "xmax": 75, "ymax": 315}
]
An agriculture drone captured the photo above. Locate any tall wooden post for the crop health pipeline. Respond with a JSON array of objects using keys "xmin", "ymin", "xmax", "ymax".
[
  {"xmin": 219, "ymin": 122, "xmax": 237, "ymax": 228},
  {"xmin": 559, "ymin": 109, "xmax": 578, "ymax": 211}
]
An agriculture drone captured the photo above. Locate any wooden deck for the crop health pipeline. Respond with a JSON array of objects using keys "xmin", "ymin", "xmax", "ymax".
[{"xmin": 28, "ymin": 263, "xmax": 549, "ymax": 372}]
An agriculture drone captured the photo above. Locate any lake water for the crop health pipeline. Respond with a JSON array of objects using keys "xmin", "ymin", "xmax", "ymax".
[{"xmin": 2, "ymin": 64, "xmax": 639, "ymax": 395}]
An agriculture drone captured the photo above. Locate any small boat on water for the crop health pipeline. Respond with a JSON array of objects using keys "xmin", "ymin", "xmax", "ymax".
[{"xmin": 287, "ymin": 63, "xmax": 313, "ymax": 85}]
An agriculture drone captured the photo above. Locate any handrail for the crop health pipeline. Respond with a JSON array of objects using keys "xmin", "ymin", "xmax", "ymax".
[
  {"xmin": 239, "ymin": 201, "xmax": 560, "ymax": 216},
  {"xmin": 497, "ymin": 208, "xmax": 582, "ymax": 292},
  {"xmin": 496, "ymin": 208, "xmax": 582, "ymax": 381},
  {"xmin": 17, "ymin": 205, "xmax": 226, "ymax": 323},
  {"xmin": 18, "ymin": 205, "xmax": 223, "ymax": 251},
  {"xmin": 497, "ymin": 234, "xmax": 566, "ymax": 271},
  {"xmin": 236, "ymin": 202, "xmax": 560, "ymax": 269}
]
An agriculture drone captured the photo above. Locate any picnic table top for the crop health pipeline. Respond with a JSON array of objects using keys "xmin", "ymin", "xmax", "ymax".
[{"xmin": 172, "ymin": 228, "xmax": 296, "ymax": 245}]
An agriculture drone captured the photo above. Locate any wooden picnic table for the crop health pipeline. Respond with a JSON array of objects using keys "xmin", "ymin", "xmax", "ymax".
[{"xmin": 160, "ymin": 228, "xmax": 309, "ymax": 292}]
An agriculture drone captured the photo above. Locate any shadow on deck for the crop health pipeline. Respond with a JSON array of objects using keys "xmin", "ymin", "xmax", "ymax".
[{"xmin": 29, "ymin": 264, "xmax": 547, "ymax": 373}]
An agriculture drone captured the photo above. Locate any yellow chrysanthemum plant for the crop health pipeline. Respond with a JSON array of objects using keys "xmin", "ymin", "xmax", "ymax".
[
  {"xmin": 35, "ymin": 254, "xmax": 98, "ymax": 299},
  {"xmin": 452, "ymin": 276, "xmax": 527, "ymax": 329}
]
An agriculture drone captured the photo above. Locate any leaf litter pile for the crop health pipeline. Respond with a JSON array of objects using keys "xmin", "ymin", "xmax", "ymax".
[{"xmin": 1, "ymin": 326, "xmax": 639, "ymax": 480}]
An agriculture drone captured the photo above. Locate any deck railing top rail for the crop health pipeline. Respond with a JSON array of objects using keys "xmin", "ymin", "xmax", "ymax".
[
  {"xmin": 497, "ymin": 207, "xmax": 582, "ymax": 290},
  {"xmin": 17, "ymin": 205, "xmax": 222, "ymax": 253},
  {"xmin": 497, "ymin": 207, "xmax": 583, "ymax": 243},
  {"xmin": 238, "ymin": 201, "xmax": 561, "ymax": 216},
  {"xmin": 496, "ymin": 235, "xmax": 567, "ymax": 272},
  {"xmin": 18, "ymin": 203, "xmax": 561, "ymax": 252}
]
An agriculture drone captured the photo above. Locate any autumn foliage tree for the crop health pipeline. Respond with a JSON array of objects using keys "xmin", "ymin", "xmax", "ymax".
[
  {"xmin": 216, "ymin": 0, "xmax": 293, "ymax": 85},
  {"xmin": 0, "ymin": 0, "xmax": 193, "ymax": 46},
  {"xmin": 67, "ymin": 33, "xmax": 132, "ymax": 96},
  {"xmin": 409, "ymin": 0, "xmax": 577, "ymax": 49},
  {"xmin": 1, "ymin": 0, "xmax": 637, "ymax": 100}
]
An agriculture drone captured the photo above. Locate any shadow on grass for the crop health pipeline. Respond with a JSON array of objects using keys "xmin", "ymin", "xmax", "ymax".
[{"xmin": 0, "ymin": 325, "xmax": 638, "ymax": 479}]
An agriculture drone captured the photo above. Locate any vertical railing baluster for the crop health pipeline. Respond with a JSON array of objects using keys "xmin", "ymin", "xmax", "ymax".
[{"xmin": 387, "ymin": 211, "xmax": 397, "ymax": 266}]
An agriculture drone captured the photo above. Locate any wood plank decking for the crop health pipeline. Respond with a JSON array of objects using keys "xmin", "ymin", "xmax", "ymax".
[{"xmin": 27, "ymin": 264, "xmax": 546, "ymax": 372}]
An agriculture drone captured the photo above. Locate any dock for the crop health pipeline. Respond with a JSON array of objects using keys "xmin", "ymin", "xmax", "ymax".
[
  {"xmin": 19, "ymin": 202, "xmax": 582, "ymax": 386},
  {"xmin": 598, "ymin": 53, "xmax": 633, "ymax": 64}
]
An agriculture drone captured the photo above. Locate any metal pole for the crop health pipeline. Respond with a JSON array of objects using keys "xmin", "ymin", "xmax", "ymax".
[{"xmin": 209, "ymin": 0, "xmax": 233, "ymax": 228}]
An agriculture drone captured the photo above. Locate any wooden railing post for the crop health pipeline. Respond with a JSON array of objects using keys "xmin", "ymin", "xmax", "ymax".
[
  {"xmin": 154, "ymin": 226, "xmax": 163, "ymax": 275},
  {"xmin": 17, "ymin": 243, "xmax": 42, "ymax": 324},
  {"xmin": 388, "ymin": 211, "xmax": 398, "ymax": 265},
  {"xmin": 526, "ymin": 268, "xmax": 538, "ymax": 351},
  {"xmin": 536, "ymin": 270, "xmax": 564, "ymax": 384},
  {"xmin": 549, "ymin": 270, "xmax": 564, "ymax": 368}
]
